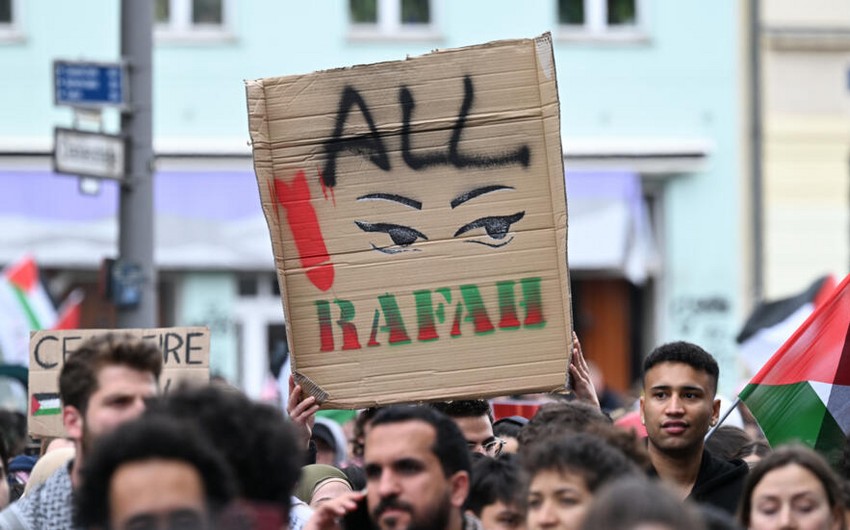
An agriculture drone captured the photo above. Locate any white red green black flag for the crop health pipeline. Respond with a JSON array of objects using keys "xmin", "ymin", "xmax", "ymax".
[{"xmin": 739, "ymin": 274, "xmax": 850, "ymax": 465}]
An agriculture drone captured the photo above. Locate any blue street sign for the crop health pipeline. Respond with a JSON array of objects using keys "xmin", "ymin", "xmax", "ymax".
[{"xmin": 54, "ymin": 60, "xmax": 129, "ymax": 109}]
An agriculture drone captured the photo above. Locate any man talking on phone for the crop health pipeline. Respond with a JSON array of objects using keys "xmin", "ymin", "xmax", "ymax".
[{"xmin": 305, "ymin": 405, "xmax": 483, "ymax": 530}]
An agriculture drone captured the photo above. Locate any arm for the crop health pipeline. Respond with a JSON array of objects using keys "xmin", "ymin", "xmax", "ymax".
[
  {"xmin": 303, "ymin": 491, "xmax": 365, "ymax": 530},
  {"xmin": 568, "ymin": 332, "xmax": 601, "ymax": 409},
  {"xmin": 287, "ymin": 375, "xmax": 321, "ymax": 450}
]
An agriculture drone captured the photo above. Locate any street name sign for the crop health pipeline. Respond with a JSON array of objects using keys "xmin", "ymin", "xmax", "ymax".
[
  {"xmin": 53, "ymin": 127, "xmax": 126, "ymax": 180},
  {"xmin": 54, "ymin": 60, "xmax": 128, "ymax": 109}
]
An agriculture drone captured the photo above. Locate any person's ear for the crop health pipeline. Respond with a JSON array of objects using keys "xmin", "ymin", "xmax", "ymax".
[
  {"xmin": 639, "ymin": 395, "xmax": 646, "ymax": 425},
  {"xmin": 449, "ymin": 470, "xmax": 470, "ymax": 509},
  {"xmin": 711, "ymin": 398, "xmax": 721, "ymax": 425},
  {"xmin": 62, "ymin": 405, "xmax": 83, "ymax": 441}
]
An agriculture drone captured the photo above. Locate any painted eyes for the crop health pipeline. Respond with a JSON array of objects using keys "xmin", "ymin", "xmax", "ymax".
[
  {"xmin": 454, "ymin": 212, "xmax": 525, "ymax": 247},
  {"xmin": 354, "ymin": 221, "xmax": 428, "ymax": 254},
  {"xmin": 355, "ymin": 211, "xmax": 524, "ymax": 253}
]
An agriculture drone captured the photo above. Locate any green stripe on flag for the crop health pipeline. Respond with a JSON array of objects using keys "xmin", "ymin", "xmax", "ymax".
[
  {"xmin": 33, "ymin": 406, "xmax": 61, "ymax": 417},
  {"xmin": 815, "ymin": 406, "xmax": 846, "ymax": 468},
  {"xmin": 742, "ymin": 381, "xmax": 847, "ymax": 466},
  {"xmin": 11, "ymin": 285, "xmax": 41, "ymax": 330},
  {"xmin": 741, "ymin": 381, "xmax": 827, "ymax": 448}
]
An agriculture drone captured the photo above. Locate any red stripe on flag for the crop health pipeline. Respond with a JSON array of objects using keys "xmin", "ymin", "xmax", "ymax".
[
  {"xmin": 53, "ymin": 289, "xmax": 83, "ymax": 330},
  {"xmin": 5, "ymin": 256, "xmax": 38, "ymax": 292},
  {"xmin": 747, "ymin": 274, "xmax": 850, "ymax": 387}
]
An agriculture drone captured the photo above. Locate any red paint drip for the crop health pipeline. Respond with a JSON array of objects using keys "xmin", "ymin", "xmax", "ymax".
[
  {"xmin": 273, "ymin": 171, "xmax": 335, "ymax": 291},
  {"xmin": 317, "ymin": 169, "xmax": 336, "ymax": 207},
  {"xmin": 318, "ymin": 169, "xmax": 330, "ymax": 201}
]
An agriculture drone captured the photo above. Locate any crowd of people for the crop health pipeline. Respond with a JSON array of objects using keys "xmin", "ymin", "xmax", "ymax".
[{"xmin": 0, "ymin": 331, "xmax": 846, "ymax": 530}]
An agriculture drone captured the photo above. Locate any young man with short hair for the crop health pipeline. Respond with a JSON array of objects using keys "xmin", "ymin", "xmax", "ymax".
[
  {"xmin": 431, "ymin": 400, "xmax": 504, "ymax": 457},
  {"xmin": 640, "ymin": 341, "xmax": 747, "ymax": 515},
  {"xmin": 0, "ymin": 333, "xmax": 163, "ymax": 529}
]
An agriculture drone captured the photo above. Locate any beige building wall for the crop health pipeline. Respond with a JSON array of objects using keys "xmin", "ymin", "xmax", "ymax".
[{"xmin": 762, "ymin": 1, "xmax": 850, "ymax": 297}]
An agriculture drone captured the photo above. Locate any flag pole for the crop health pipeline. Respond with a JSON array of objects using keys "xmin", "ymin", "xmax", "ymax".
[{"xmin": 706, "ymin": 397, "xmax": 741, "ymax": 441}]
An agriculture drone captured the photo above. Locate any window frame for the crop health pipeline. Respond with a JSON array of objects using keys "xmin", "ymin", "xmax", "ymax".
[
  {"xmin": 0, "ymin": 0, "xmax": 24, "ymax": 43},
  {"xmin": 155, "ymin": 0, "xmax": 235, "ymax": 44},
  {"xmin": 557, "ymin": 0, "xmax": 648, "ymax": 43},
  {"xmin": 348, "ymin": 0, "xmax": 442, "ymax": 42}
]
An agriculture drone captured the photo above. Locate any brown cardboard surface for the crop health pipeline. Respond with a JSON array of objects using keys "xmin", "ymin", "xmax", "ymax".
[
  {"xmin": 246, "ymin": 33, "xmax": 571, "ymax": 408},
  {"xmin": 28, "ymin": 327, "xmax": 210, "ymax": 437}
]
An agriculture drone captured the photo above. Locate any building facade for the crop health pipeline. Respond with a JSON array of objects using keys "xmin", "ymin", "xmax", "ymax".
[
  {"xmin": 761, "ymin": 0, "xmax": 850, "ymax": 299},
  {"xmin": 0, "ymin": 0, "xmax": 751, "ymax": 397}
]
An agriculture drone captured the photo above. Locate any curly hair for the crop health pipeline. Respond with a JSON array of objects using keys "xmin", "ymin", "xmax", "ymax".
[
  {"xmin": 518, "ymin": 401, "xmax": 609, "ymax": 448},
  {"xmin": 430, "ymin": 400, "xmax": 493, "ymax": 423},
  {"xmin": 521, "ymin": 432, "xmax": 640, "ymax": 494},
  {"xmin": 75, "ymin": 414, "xmax": 234, "ymax": 528},
  {"xmin": 145, "ymin": 383, "xmax": 302, "ymax": 507}
]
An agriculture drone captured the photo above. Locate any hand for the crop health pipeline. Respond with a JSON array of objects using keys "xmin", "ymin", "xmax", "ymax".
[
  {"xmin": 304, "ymin": 491, "xmax": 365, "ymax": 530},
  {"xmin": 288, "ymin": 374, "xmax": 320, "ymax": 449},
  {"xmin": 568, "ymin": 331, "xmax": 601, "ymax": 409}
]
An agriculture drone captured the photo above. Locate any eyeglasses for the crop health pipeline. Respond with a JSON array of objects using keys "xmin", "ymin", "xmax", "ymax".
[{"xmin": 468, "ymin": 437, "xmax": 506, "ymax": 457}]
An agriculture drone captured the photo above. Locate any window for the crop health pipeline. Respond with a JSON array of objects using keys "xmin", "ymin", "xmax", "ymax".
[
  {"xmin": 155, "ymin": 0, "xmax": 233, "ymax": 42},
  {"xmin": 349, "ymin": 0, "xmax": 439, "ymax": 40},
  {"xmin": 0, "ymin": 0, "xmax": 11, "ymax": 25},
  {"xmin": 0, "ymin": 0, "xmax": 23, "ymax": 42},
  {"xmin": 558, "ymin": 0, "xmax": 645, "ymax": 41}
]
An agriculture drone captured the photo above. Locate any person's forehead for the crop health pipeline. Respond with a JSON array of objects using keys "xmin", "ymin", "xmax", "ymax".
[
  {"xmin": 365, "ymin": 420, "xmax": 437, "ymax": 458},
  {"xmin": 529, "ymin": 468, "xmax": 589, "ymax": 494},
  {"xmin": 110, "ymin": 459, "xmax": 206, "ymax": 511},
  {"xmin": 755, "ymin": 463, "xmax": 826, "ymax": 494},
  {"xmin": 453, "ymin": 415, "xmax": 493, "ymax": 440},
  {"xmin": 94, "ymin": 364, "xmax": 157, "ymax": 387},
  {"xmin": 644, "ymin": 361, "xmax": 712, "ymax": 388}
]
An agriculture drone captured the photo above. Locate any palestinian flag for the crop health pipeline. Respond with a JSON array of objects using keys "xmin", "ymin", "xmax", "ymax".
[
  {"xmin": 31, "ymin": 392, "xmax": 61, "ymax": 417},
  {"xmin": 737, "ymin": 275, "xmax": 836, "ymax": 377},
  {"xmin": 3, "ymin": 256, "xmax": 58, "ymax": 330},
  {"xmin": 0, "ymin": 256, "xmax": 59, "ymax": 365},
  {"xmin": 739, "ymin": 273, "xmax": 850, "ymax": 465}
]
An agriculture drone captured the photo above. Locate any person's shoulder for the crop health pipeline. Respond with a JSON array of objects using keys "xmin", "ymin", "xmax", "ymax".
[
  {"xmin": 692, "ymin": 449, "xmax": 748, "ymax": 497},
  {"xmin": 701, "ymin": 449, "xmax": 748, "ymax": 482},
  {"xmin": 32, "ymin": 463, "xmax": 73, "ymax": 499},
  {"xmin": 7, "ymin": 464, "xmax": 75, "ymax": 530},
  {"xmin": 0, "ymin": 497, "xmax": 34, "ymax": 529},
  {"xmin": 691, "ymin": 449, "xmax": 748, "ymax": 515}
]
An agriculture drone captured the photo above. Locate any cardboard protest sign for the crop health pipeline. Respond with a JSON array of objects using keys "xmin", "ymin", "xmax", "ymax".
[
  {"xmin": 28, "ymin": 327, "xmax": 209, "ymax": 437},
  {"xmin": 246, "ymin": 33, "xmax": 571, "ymax": 408}
]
